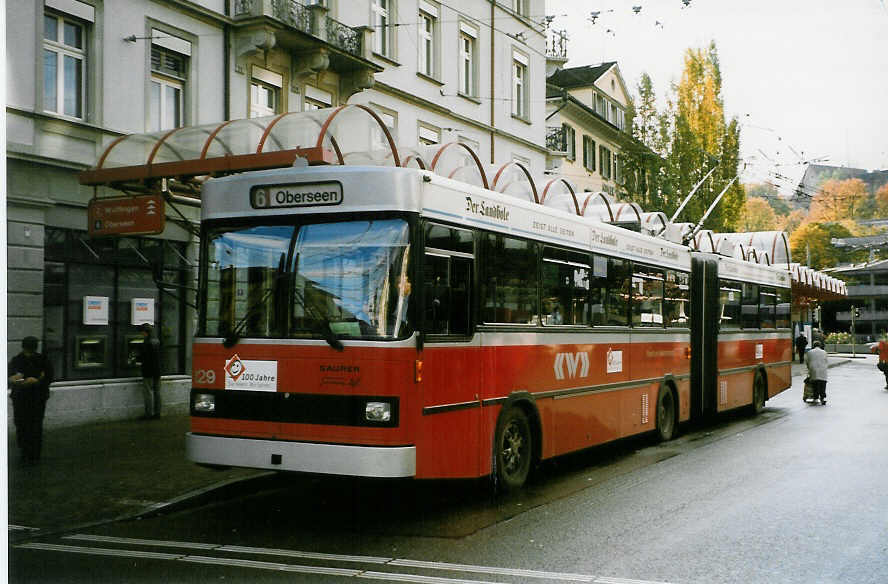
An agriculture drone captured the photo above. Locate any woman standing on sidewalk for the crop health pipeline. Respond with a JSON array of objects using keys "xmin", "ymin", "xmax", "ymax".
[{"xmin": 805, "ymin": 341, "xmax": 829, "ymax": 405}]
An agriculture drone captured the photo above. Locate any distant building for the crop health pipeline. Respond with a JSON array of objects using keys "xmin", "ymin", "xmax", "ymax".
[
  {"xmin": 544, "ymin": 63, "xmax": 636, "ymax": 196},
  {"xmin": 826, "ymin": 260, "xmax": 888, "ymax": 339}
]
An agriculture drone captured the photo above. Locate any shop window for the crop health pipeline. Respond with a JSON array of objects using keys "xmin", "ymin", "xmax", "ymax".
[{"xmin": 44, "ymin": 228, "xmax": 190, "ymax": 380}]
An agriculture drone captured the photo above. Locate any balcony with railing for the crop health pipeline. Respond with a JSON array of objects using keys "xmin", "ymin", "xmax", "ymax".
[{"xmin": 234, "ymin": 0, "xmax": 369, "ymax": 60}]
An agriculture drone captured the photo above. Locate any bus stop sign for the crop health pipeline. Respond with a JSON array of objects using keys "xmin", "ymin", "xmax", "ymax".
[{"xmin": 88, "ymin": 194, "xmax": 165, "ymax": 236}]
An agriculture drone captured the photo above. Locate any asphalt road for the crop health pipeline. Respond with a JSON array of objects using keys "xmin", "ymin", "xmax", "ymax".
[{"xmin": 10, "ymin": 357, "xmax": 888, "ymax": 584}]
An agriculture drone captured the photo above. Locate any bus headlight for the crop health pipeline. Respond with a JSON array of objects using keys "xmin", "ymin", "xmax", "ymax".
[
  {"xmin": 193, "ymin": 393, "xmax": 216, "ymax": 413},
  {"xmin": 365, "ymin": 401, "xmax": 391, "ymax": 422}
]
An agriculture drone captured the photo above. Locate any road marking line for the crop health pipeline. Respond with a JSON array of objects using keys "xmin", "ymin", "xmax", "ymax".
[
  {"xmin": 389, "ymin": 559, "xmax": 596, "ymax": 581},
  {"xmin": 65, "ymin": 534, "xmax": 218, "ymax": 550},
  {"xmin": 595, "ymin": 577, "xmax": 673, "ymax": 584},
  {"xmin": 17, "ymin": 543, "xmax": 181, "ymax": 560},
  {"xmin": 219, "ymin": 545, "xmax": 392, "ymax": 564},
  {"xmin": 8, "ymin": 525, "xmax": 40, "ymax": 531},
  {"xmin": 181, "ymin": 555, "xmax": 362, "ymax": 577},
  {"xmin": 53, "ymin": 534, "xmax": 665, "ymax": 584},
  {"xmin": 359, "ymin": 571, "xmax": 499, "ymax": 584}
]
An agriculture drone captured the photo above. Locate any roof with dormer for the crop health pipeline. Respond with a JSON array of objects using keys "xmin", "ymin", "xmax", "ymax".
[{"xmin": 547, "ymin": 63, "xmax": 617, "ymax": 88}]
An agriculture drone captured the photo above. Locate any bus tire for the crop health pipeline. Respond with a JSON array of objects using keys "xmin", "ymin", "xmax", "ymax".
[
  {"xmin": 656, "ymin": 386, "xmax": 676, "ymax": 442},
  {"xmin": 752, "ymin": 372, "xmax": 766, "ymax": 415},
  {"xmin": 493, "ymin": 406, "xmax": 532, "ymax": 492}
]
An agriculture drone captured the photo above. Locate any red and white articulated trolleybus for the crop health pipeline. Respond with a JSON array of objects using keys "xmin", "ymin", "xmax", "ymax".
[{"xmin": 185, "ymin": 162, "xmax": 793, "ymax": 490}]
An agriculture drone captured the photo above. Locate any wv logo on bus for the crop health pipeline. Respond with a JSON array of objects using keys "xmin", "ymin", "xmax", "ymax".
[{"xmin": 554, "ymin": 351, "xmax": 590, "ymax": 380}]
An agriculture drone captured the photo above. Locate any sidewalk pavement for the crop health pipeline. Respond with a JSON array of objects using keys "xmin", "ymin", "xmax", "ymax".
[
  {"xmin": 7, "ymin": 413, "xmax": 268, "ymax": 541},
  {"xmin": 7, "ymin": 354, "xmax": 860, "ymax": 541}
]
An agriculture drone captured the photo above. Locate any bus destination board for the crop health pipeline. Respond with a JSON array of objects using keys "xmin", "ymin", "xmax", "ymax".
[{"xmin": 251, "ymin": 182, "xmax": 343, "ymax": 209}]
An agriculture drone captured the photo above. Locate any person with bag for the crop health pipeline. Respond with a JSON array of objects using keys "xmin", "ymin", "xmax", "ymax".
[
  {"xmin": 873, "ymin": 335, "xmax": 888, "ymax": 389},
  {"xmin": 805, "ymin": 340, "xmax": 828, "ymax": 405},
  {"xmin": 8, "ymin": 336, "xmax": 54, "ymax": 464}
]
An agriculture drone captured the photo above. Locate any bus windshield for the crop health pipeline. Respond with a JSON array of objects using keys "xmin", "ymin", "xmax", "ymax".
[{"xmin": 201, "ymin": 218, "xmax": 412, "ymax": 341}]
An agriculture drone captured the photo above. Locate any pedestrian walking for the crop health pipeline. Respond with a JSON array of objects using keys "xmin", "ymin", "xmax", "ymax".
[
  {"xmin": 873, "ymin": 335, "xmax": 888, "ymax": 389},
  {"xmin": 139, "ymin": 323, "xmax": 162, "ymax": 419},
  {"xmin": 795, "ymin": 332, "xmax": 808, "ymax": 364},
  {"xmin": 805, "ymin": 340, "xmax": 828, "ymax": 405},
  {"xmin": 8, "ymin": 336, "xmax": 54, "ymax": 463}
]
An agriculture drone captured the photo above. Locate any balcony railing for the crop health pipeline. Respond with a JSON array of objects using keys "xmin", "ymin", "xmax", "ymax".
[
  {"xmin": 325, "ymin": 15, "xmax": 362, "ymax": 56},
  {"xmin": 546, "ymin": 126, "xmax": 566, "ymax": 152},
  {"xmin": 236, "ymin": 0, "xmax": 364, "ymax": 58}
]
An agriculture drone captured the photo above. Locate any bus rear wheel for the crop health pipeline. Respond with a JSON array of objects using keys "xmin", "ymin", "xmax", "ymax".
[
  {"xmin": 752, "ymin": 373, "xmax": 766, "ymax": 414},
  {"xmin": 656, "ymin": 387, "xmax": 676, "ymax": 442},
  {"xmin": 494, "ymin": 407, "xmax": 532, "ymax": 492}
]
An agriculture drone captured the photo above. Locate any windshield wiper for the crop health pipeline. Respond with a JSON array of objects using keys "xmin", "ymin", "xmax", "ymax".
[
  {"xmin": 292, "ymin": 287, "xmax": 345, "ymax": 352},
  {"xmin": 223, "ymin": 284, "xmax": 278, "ymax": 348}
]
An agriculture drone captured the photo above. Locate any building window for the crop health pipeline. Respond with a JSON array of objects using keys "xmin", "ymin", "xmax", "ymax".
[
  {"xmin": 596, "ymin": 94, "xmax": 606, "ymax": 117},
  {"xmin": 583, "ymin": 136, "xmax": 596, "ymax": 171},
  {"xmin": 511, "ymin": 0, "xmax": 527, "ymax": 17},
  {"xmin": 418, "ymin": 122, "xmax": 440, "ymax": 146},
  {"xmin": 44, "ymin": 228, "xmax": 190, "ymax": 381},
  {"xmin": 512, "ymin": 53, "xmax": 528, "ymax": 119},
  {"xmin": 418, "ymin": 2, "xmax": 439, "ymax": 78},
  {"xmin": 614, "ymin": 153, "xmax": 623, "ymax": 184},
  {"xmin": 43, "ymin": 11, "xmax": 86, "ymax": 118},
  {"xmin": 458, "ymin": 24, "xmax": 477, "ymax": 97},
  {"xmin": 250, "ymin": 66, "xmax": 283, "ymax": 118},
  {"xmin": 304, "ymin": 85, "xmax": 332, "ymax": 110},
  {"xmin": 149, "ymin": 46, "xmax": 186, "ymax": 132},
  {"xmin": 562, "ymin": 124, "xmax": 576, "ymax": 161},
  {"xmin": 372, "ymin": 0, "xmax": 394, "ymax": 57},
  {"xmin": 600, "ymin": 145, "xmax": 612, "ymax": 180}
]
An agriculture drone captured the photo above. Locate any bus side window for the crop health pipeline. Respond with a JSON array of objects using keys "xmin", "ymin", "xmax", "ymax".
[
  {"xmin": 590, "ymin": 255, "xmax": 629, "ymax": 326},
  {"xmin": 423, "ymin": 253, "xmax": 472, "ymax": 336},
  {"xmin": 423, "ymin": 222, "xmax": 474, "ymax": 336},
  {"xmin": 664, "ymin": 270, "xmax": 690, "ymax": 327},
  {"xmin": 719, "ymin": 280, "xmax": 742, "ymax": 330},
  {"xmin": 776, "ymin": 287, "xmax": 791, "ymax": 328},
  {"xmin": 741, "ymin": 282, "xmax": 760, "ymax": 329},
  {"xmin": 632, "ymin": 265, "xmax": 665, "ymax": 327}
]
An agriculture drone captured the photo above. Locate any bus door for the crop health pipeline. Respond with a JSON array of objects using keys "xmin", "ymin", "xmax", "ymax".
[
  {"xmin": 417, "ymin": 222, "xmax": 479, "ymax": 478},
  {"xmin": 690, "ymin": 255, "xmax": 720, "ymax": 420}
]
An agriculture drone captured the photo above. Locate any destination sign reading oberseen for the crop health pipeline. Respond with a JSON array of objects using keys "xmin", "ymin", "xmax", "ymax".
[{"xmin": 251, "ymin": 182, "xmax": 343, "ymax": 209}]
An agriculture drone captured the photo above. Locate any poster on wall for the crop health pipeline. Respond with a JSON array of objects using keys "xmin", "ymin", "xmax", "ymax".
[
  {"xmin": 131, "ymin": 298, "xmax": 156, "ymax": 326},
  {"xmin": 83, "ymin": 296, "xmax": 109, "ymax": 325}
]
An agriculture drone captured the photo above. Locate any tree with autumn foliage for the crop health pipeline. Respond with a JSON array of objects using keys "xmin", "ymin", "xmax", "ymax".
[
  {"xmin": 661, "ymin": 42, "xmax": 745, "ymax": 232},
  {"xmin": 875, "ymin": 183, "xmax": 888, "ymax": 217},
  {"xmin": 738, "ymin": 197, "xmax": 778, "ymax": 231},
  {"xmin": 789, "ymin": 221, "xmax": 868, "ymax": 269},
  {"xmin": 809, "ymin": 178, "xmax": 870, "ymax": 222}
]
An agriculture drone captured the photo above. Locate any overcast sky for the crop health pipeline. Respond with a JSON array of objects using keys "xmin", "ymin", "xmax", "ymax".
[{"xmin": 546, "ymin": 0, "xmax": 888, "ymax": 191}]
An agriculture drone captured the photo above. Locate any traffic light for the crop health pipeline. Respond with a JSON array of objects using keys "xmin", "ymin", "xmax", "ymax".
[{"xmin": 854, "ymin": 307, "xmax": 861, "ymax": 318}]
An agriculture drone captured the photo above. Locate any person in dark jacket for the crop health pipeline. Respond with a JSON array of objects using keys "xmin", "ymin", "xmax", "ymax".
[
  {"xmin": 138, "ymin": 324, "xmax": 162, "ymax": 419},
  {"xmin": 8, "ymin": 336, "xmax": 53, "ymax": 463},
  {"xmin": 795, "ymin": 332, "xmax": 808, "ymax": 364}
]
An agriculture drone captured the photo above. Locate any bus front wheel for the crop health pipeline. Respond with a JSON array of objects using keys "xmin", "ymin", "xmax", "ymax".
[{"xmin": 494, "ymin": 407, "xmax": 532, "ymax": 492}]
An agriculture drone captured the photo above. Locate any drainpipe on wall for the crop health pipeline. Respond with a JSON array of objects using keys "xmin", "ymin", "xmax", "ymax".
[{"xmin": 489, "ymin": 1, "xmax": 495, "ymax": 164}]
